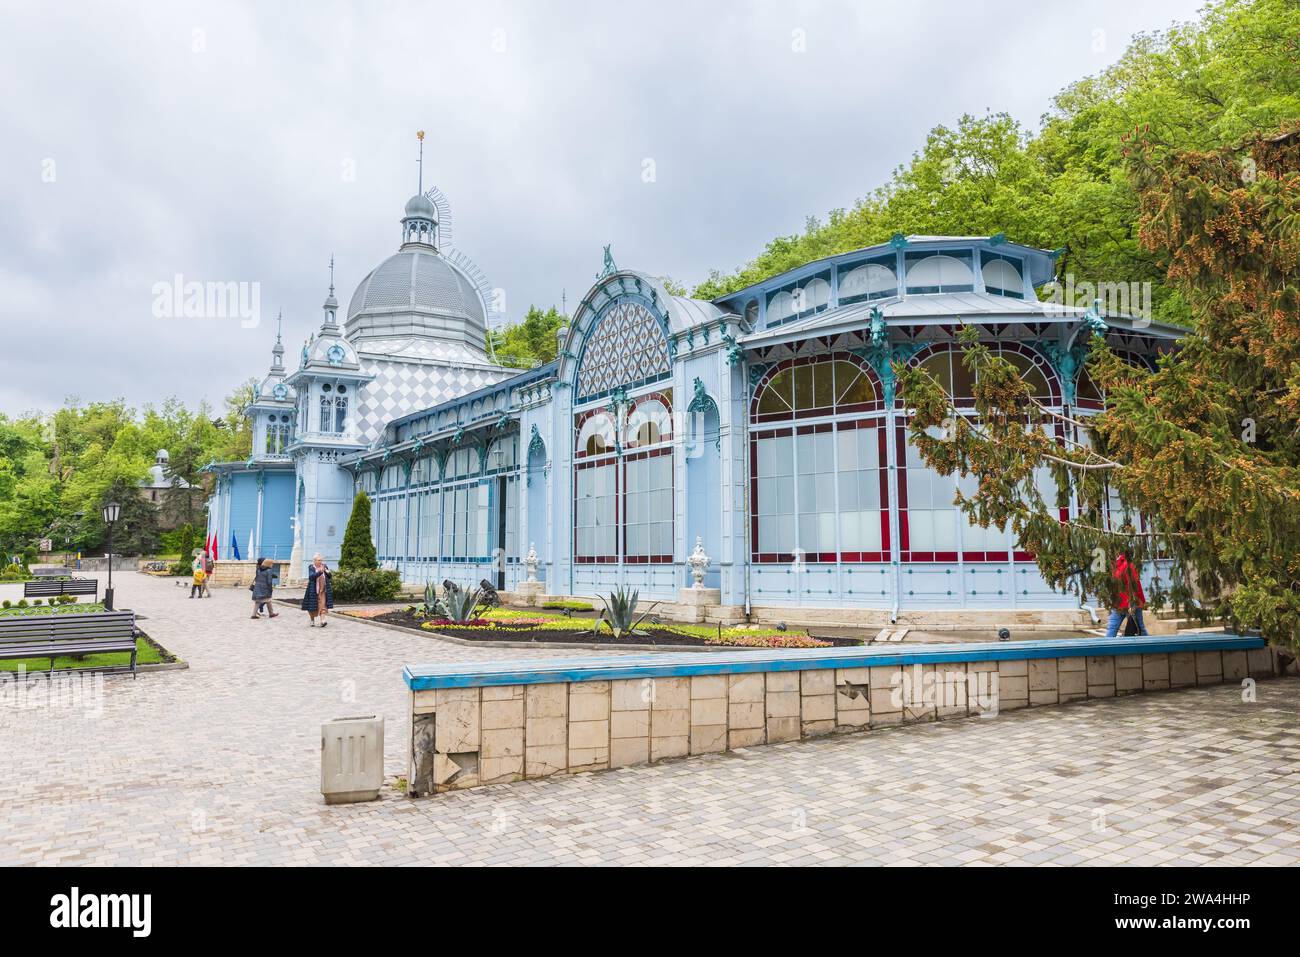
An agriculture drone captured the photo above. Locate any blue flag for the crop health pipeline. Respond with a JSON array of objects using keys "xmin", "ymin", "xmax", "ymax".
[{"xmin": 230, "ymin": 531, "xmax": 242, "ymax": 561}]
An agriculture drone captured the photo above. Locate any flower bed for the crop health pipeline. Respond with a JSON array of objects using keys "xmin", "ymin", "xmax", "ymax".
[
  {"xmin": 0, "ymin": 601, "xmax": 104, "ymax": 617},
  {"xmin": 361, "ymin": 606, "xmax": 858, "ymax": 649}
]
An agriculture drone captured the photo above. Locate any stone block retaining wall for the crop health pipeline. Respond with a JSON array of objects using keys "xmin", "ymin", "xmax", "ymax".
[{"xmin": 405, "ymin": 637, "xmax": 1278, "ymax": 796}]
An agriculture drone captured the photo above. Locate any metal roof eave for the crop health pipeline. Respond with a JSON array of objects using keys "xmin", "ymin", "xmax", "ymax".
[
  {"xmin": 711, "ymin": 236, "xmax": 1057, "ymax": 308},
  {"xmin": 738, "ymin": 307, "xmax": 1187, "ymax": 352}
]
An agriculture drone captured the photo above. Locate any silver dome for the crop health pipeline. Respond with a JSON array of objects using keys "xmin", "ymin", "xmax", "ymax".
[
  {"xmin": 404, "ymin": 193, "xmax": 437, "ymax": 220},
  {"xmin": 345, "ymin": 247, "xmax": 488, "ymax": 354}
]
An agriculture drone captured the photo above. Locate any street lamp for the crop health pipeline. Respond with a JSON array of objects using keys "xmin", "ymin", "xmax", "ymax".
[{"xmin": 102, "ymin": 501, "xmax": 121, "ymax": 610}]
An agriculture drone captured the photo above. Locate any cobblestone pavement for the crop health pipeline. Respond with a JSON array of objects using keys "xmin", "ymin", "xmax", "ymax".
[{"xmin": 1, "ymin": 573, "xmax": 1297, "ymax": 866}]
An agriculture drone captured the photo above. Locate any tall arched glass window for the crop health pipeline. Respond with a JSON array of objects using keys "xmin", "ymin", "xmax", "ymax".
[
  {"xmin": 318, "ymin": 395, "xmax": 332, "ymax": 432},
  {"xmin": 574, "ymin": 411, "xmax": 618, "ymax": 562},
  {"xmin": 899, "ymin": 344, "xmax": 1064, "ymax": 562},
  {"xmin": 749, "ymin": 354, "xmax": 886, "ymax": 563},
  {"xmin": 334, "ymin": 395, "xmax": 347, "ymax": 433}
]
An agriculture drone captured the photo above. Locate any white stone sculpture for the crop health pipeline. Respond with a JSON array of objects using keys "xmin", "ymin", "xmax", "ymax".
[{"xmin": 686, "ymin": 536, "xmax": 710, "ymax": 589}]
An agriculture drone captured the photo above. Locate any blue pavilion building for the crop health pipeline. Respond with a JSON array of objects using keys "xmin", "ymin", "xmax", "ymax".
[{"xmin": 207, "ymin": 184, "xmax": 1182, "ymax": 625}]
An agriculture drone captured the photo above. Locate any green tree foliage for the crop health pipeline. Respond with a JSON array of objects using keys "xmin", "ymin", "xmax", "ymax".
[
  {"xmin": 896, "ymin": 122, "xmax": 1300, "ymax": 646},
  {"xmin": 0, "ymin": 384, "xmax": 255, "ymax": 556},
  {"xmin": 489, "ymin": 306, "xmax": 567, "ymax": 369},
  {"xmin": 339, "ymin": 491, "xmax": 378, "ymax": 571}
]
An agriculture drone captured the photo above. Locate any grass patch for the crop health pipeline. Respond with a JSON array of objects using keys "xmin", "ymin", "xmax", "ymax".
[{"xmin": 0, "ymin": 636, "xmax": 165, "ymax": 672}]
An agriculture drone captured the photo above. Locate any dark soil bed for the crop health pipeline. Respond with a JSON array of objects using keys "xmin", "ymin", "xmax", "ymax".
[{"xmin": 366, "ymin": 609, "xmax": 864, "ymax": 648}]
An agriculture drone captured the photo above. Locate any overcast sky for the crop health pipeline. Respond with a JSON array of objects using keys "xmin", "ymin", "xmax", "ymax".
[{"xmin": 1, "ymin": 0, "xmax": 1207, "ymax": 417}]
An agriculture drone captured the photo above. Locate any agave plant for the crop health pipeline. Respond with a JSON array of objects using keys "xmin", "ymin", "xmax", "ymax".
[
  {"xmin": 595, "ymin": 586, "xmax": 660, "ymax": 640},
  {"xmin": 421, "ymin": 581, "xmax": 439, "ymax": 618},
  {"xmin": 435, "ymin": 582, "xmax": 486, "ymax": 624}
]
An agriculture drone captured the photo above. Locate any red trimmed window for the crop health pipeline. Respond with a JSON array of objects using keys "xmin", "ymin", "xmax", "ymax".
[{"xmin": 749, "ymin": 354, "xmax": 888, "ymax": 563}]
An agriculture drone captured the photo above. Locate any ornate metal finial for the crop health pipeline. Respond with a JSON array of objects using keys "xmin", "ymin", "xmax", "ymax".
[
  {"xmin": 889, "ymin": 232, "xmax": 910, "ymax": 250},
  {"xmin": 328, "ymin": 254, "xmax": 335, "ymax": 296},
  {"xmin": 868, "ymin": 305, "xmax": 887, "ymax": 347},
  {"xmin": 416, "ymin": 130, "xmax": 426, "ymax": 193},
  {"xmin": 1084, "ymin": 297, "xmax": 1108, "ymax": 337},
  {"xmin": 598, "ymin": 244, "xmax": 617, "ymax": 279},
  {"xmin": 275, "ymin": 309, "xmax": 283, "ymax": 345}
]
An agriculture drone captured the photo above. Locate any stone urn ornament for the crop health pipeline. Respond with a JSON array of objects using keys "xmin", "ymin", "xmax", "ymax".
[
  {"xmin": 686, "ymin": 536, "xmax": 710, "ymax": 589},
  {"xmin": 523, "ymin": 543, "xmax": 540, "ymax": 583}
]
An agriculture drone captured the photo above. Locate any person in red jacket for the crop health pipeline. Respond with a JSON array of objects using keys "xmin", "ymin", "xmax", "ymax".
[{"xmin": 1105, "ymin": 537, "xmax": 1148, "ymax": 637}]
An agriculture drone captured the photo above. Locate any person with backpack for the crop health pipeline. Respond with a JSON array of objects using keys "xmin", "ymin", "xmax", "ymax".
[{"xmin": 190, "ymin": 553, "xmax": 207, "ymax": 599}]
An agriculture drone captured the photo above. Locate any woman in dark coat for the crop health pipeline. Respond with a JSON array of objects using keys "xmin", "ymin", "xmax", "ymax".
[
  {"xmin": 250, "ymin": 558, "xmax": 278, "ymax": 619},
  {"xmin": 302, "ymin": 553, "xmax": 334, "ymax": 627}
]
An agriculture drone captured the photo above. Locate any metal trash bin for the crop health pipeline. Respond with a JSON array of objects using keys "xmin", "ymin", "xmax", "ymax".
[{"xmin": 321, "ymin": 715, "xmax": 385, "ymax": 804}]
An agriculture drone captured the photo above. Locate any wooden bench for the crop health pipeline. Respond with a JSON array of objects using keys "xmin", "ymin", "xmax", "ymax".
[
  {"xmin": 0, "ymin": 609, "xmax": 138, "ymax": 676},
  {"xmin": 23, "ymin": 578, "xmax": 98, "ymax": 601}
]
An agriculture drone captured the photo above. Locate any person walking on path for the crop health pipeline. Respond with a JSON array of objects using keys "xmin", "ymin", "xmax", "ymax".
[
  {"xmin": 190, "ymin": 552, "xmax": 207, "ymax": 599},
  {"xmin": 201, "ymin": 548, "xmax": 214, "ymax": 597},
  {"xmin": 1104, "ymin": 534, "xmax": 1149, "ymax": 637},
  {"xmin": 302, "ymin": 553, "xmax": 334, "ymax": 627},
  {"xmin": 251, "ymin": 558, "xmax": 278, "ymax": 619}
]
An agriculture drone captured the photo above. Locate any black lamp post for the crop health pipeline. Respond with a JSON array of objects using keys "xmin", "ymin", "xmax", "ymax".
[{"xmin": 102, "ymin": 501, "xmax": 121, "ymax": 610}]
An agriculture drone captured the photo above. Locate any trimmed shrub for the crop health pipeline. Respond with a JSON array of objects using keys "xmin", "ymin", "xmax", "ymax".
[
  {"xmin": 542, "ymin": 599, "xmax": 594, "ymax": 612},
  {"xmin": 333, "ymin": 567, "xmax": 401, "ymax": 603},
  {"xmin": 339, "ymin": 492, "xmax": 378, "ymax": 571}
]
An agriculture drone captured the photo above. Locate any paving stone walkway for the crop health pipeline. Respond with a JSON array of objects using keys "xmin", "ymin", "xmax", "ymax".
[{"xmin": 1, "ymin": 573, "xmax": 1297, "ymax": 866}]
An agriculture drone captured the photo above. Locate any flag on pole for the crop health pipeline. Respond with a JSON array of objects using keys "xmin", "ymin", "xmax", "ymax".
[
  {"xmin": 211, "ymin": 533, "xmax": 219, "ymax": 561},
  {"xmin": 230, "ymin": 531, "xmax": 241, "ymax": 561}
]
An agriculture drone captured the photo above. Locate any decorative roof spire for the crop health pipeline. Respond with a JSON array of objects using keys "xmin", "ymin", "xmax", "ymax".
[
  {"xmin": 270, "ymin": 309, "xmax": 285, "ymax": 370},
  {"xmin": 417, "ymin": 130, "xmax": 425, "ymax": 193},
  {"xmin": 401, "ymin": 134, "xmax": 439, "ymax": 250},
  {"xmin": 322, "ymin": 255, "xmax": 339, "ymax": 329}
]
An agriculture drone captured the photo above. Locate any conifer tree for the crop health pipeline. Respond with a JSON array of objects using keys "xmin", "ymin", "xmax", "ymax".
[
  {"xmin": 339, "ymin": 492, "xmax": 378, "ymax": 571},
  {"xmin": 896, "ymin": 123, "xmax": 1300, "ymax": 647}
]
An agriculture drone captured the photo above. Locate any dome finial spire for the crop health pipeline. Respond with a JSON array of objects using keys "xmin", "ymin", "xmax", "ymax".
[
  {"xmin": 328, "ymin": 254, "xmax": 335, "ymax": 297},
  {"xmin": 416, "ymin": 130, "xmax": 426, "ymax": 194}
]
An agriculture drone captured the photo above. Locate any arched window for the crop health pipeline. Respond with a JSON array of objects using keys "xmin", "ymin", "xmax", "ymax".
[
  {"xmin": 906, "ymin": 253, "xmax": 975, "ymax": 293},
  {"xmin": 575, "ymin": 408, "xmax": 619, "ymax": 563},
  {"xmin": 318, "ymin": 395, "xmax": 332, "ymax": 432},
  {"xmin": 749, "ymin": 355, "xmax": 887, "ymax": 563},
  {"xmin": 574, "ymin": 397, "xmax": 673, "ymax": 564},
  {"xmin": 981, "ymin": 255, "xmax": 1023, "ymax": 298},
  {"xmin": 624, "ymin": 396, "xmax": 672, "ymax": 448},
  {"xmin": 899, "ymin": 344, "xmax": 1064, "ymax": 563},
  {"xmin": 334, "ymin": 395, "xmax": 348, "ymax": 433},
  {"xmin": 574, "ymin": 300, "xmax": 670, "ymax": 400},
  {"xmin": 799, "ymin": 277, "xmax": 831, "ymax": 312},
  {"xmin": 838, "ymin": 261, "xmax": 897, "ymax": 304},
  {"xmin": 766, "ymin": 290, "xmax": 795, "ymax": 325},
  {"xmin": 751, "ymin": 354, "xmax": 881, "ymax": 423},
  {"xmin": 576, "ymin": 412, "xmax": 616, "ymax": 458},
  {"xmin": 910, "ymin": 343, "xmax": 1060, "ymax": 407}
]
